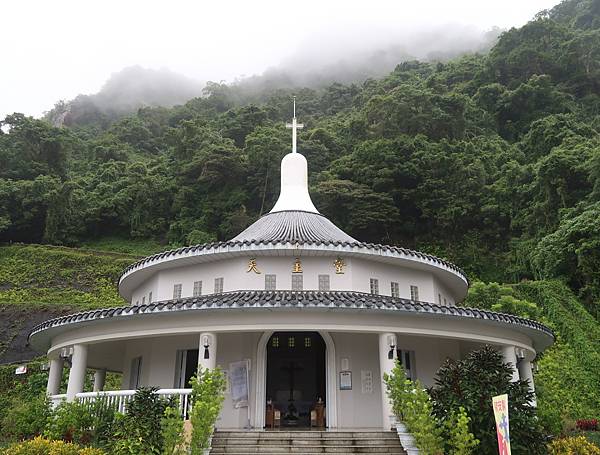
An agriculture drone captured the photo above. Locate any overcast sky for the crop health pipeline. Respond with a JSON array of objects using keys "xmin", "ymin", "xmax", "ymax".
[{"xmin": 1, "ymin": 0, "xmax": 562, "ymax": 120}]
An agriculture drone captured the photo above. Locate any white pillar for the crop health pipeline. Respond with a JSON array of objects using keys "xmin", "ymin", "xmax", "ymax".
[
  {"xmin": 501, "ymin": 345, "xmax": 520, "ymax": 382},
  {"xmin": 518, "ymin": 358, "xmax": 537, "ymax": 406},
  {"xmin": 66, "ymin": 344, "xmax": 88, "ymax": 401},
  {"xmin": 47, "ymin": 357, "xmax": 64, "ymax": 396},
  {"xmin": 379, "ymin": 332, "xmax": 398, "ymax": 430},
  {"xmin": 198, "ymin": 333, "xmax": 217, "ymax": 371},
  {"xmin": 93, "ymin": 369, "xmax": 107, "ymax": 392}
]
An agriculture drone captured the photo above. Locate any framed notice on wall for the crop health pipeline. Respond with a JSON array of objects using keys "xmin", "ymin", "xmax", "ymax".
[{"xmin": 340, "ymin": 370, "xmax": 352, "ymax": 390}]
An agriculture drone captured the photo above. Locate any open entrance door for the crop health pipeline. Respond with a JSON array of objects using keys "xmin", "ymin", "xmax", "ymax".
[{"xmin": 266, "ymin": 332, "xmax": 326, "ymax": 428}]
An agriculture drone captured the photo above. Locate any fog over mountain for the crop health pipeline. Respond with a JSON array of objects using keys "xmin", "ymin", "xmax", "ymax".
[{"xmin": 46, "ymin": 23, "xmax": 502, "ymax": 126}]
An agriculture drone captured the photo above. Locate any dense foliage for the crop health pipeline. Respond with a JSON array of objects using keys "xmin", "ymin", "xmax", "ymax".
[
  {"xmin": 1, "ymin": 437, "xmax": 105, "ymax": 455},
  {"xmin": 1, "ymin": 0, "xmax": 599, "ymax": 314},
  {"xmin": 190, "ymin": 367, "xmax": 227, "ymax": 453},
  {"xmin": 430, "ymin": 346, "xmax": 546, "ymax": 454}
]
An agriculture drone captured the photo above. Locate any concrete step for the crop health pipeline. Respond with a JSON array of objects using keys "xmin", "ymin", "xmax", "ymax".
[{"xmin": 210, "ymin": 430, "xmax": 406, "ymax": 455}]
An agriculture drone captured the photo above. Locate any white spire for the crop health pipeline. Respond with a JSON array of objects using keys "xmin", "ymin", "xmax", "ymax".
[{"xmin": 270, "ymin": 98, "xmax": 319, "ymax": 214}]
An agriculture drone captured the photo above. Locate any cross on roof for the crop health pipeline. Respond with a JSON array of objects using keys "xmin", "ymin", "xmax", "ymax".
[{"xmin": 286, "ymin": 96, "xmax": 304, "ymax": 153}]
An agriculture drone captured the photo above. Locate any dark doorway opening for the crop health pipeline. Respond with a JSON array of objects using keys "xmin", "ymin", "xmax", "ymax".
[{"xmin": 266, "ymin": 331, "xmax": 326, "ymax": 428}]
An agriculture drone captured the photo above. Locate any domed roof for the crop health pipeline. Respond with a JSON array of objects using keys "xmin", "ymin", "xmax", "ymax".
[{"xmin": 231, "ymin": 210, "xmax": 357, "ymax": 244}]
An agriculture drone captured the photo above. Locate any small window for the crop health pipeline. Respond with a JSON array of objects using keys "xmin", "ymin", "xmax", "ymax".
[
  {"xmin": 214, "ymin": 277, "xmax": 224, "ymax": 293},
  {"xmin": 149, "ymin": 291, "xmax": 152, "ymax": 303},
  {"xmin": 410, "ymin": 285, "xmax": 419, "ymax": 301},
  {"xmin": 304, "ymin": 337, "xmax": 312, "ymax": 348},
  {"xmin": 438, "ymin": 293, "xmax": 442, "ymax": 304},
  {"xmin": 318, "ymin": 274, "xmax": 330, "ymax": 291},
  {"xmin": 288, "ymin": 336, "xmax": 295, "ymax": 348},
  {"xmin": 142, "ymin": 296, "xmax": 146, "ymax": 305},
  {"xmin": 135, "ymin": 300, "xmax": 139, "ymax": 305},
  {"xmin": 391, "ymin": 281, "xmax": 399, "ymax": 297},
  {"xmin": 291, "ymin": 274, "xmax": 303, "ymax": 291},
  {"xmin": 370, "ymin": 278, "xmax": 379, "ymax": 295},
  {"xmin": 193, "ymin": 280, "xmax": 202, "ymax": 297},
  {"xmin": 173, "ymin": 284, "xmax": 182, "ymax": 299},
  {"xmin": 271, "ymin": 336, "xmax": 279, "ymax": 348},
  {"xmin": 444, "ymin": 297, "xmax": 447, "ymax": 305},
  {"xmin": 265, "ymin": 274, "xmax": 277, "ymax": 291}
]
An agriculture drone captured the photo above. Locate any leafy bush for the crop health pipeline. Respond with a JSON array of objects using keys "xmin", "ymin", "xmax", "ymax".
[
  {"xmin": 45, "ymin": 401, "xmax": 94, "ymax": 445},
  {"xmin": 430, "ymin": 345, "xmax": 546, "ymax": 454},
  {"xmin": 548, "ymin": 436, "xmax": 600, "ymax": 454},
  {"xmin": 0, "ymin": 436, "xmax": 105, "ymax": 455},
  {"xmin": 190, "ymin": 367, "xmax": 226, "ymax": 454},
  {"xmin": 446, "ymin": 407, "xmax": 479, "ymax": 455},
  {"xmin": 161, "ymin": 403, "xmax": 186, "ymax": 455},
  {"xmin": 384, "ymin": 362, "xmax": 444, "ymax": 454},
  {"xmin": 577, "ymin": 419, "xmax": 599, "ymax": 431},
  {"xmin": 111, "ymin": 387, "xmax": 167, "ymax": 455},
  {"xmin": 1, "ymin": 392, "xmax": 51, "ymax": 441}
]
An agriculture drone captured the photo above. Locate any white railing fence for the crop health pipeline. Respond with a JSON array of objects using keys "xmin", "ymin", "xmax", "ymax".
[{"xmin": 50, "ymin": 388, "xmax": 193, "ymax": 419}]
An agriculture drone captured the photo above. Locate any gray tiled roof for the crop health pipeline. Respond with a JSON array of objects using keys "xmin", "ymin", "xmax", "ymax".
[
  {"xmin": 28, "ymin": 290, "xmax": 553, "ymax": 341},
  {"xmin": 120, "ymin": 211, "xmax": 467, "ymax": 281},
  {"xmin": 231, "ymin": 211, "xmax": 358, "ymax": 243}
]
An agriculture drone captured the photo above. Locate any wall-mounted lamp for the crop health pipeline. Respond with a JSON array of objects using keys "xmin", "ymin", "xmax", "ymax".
[
  {"xmin": 203, "ymin": 336, "xmax": 211, "ymax": 360},
  {"xmin": 387, "ymin": 334, "xmax": 397, "ymax": 360},
  {"xmin": 60, "ymin": 346, "xmax": 74, "ymax": 367},
  {"xmin": 515, "ymin": 347, "xmax": 526, "ymax": 360}
]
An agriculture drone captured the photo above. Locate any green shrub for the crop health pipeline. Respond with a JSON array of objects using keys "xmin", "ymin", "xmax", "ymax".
[
  {"xmin": 45, "ymin": 400, "xmax": 94, "ymax": 445},
  {"xmin": 190, "ymin": 367, "xmax": 226, "ymax": 454},
  {"xmin": 111, "ymin": 387, "xmax": 167, "ymax": 455},
  {"xmin": 384, "ymin": 363, "xmax": 444, "ymax": 454},
  {"xmin": 0, "ymin": 436, "xmax": 105, "ymax": 454},
  {"xmin": 446, "ymin": 407, "xmax": 479, "ymax": 455},
  {"xmin": 548, "ymin": 436, "xmax": 600, "ymax": 454},
  {"xmin": 1, "ymin": 392, "xmax": 51, "ymax": 441},
  {"xmin": 161, "ymin": 403, "xmax": 186, "ymax": 455},
  {"xmin": 430, "ymin": 345, "xmax": 546, "ymax": 454}
]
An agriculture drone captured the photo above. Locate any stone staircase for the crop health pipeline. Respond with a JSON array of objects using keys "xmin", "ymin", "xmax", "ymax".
[{"xmin": 210, "ymin": 430, "xmax": 407, "ymax": 454}]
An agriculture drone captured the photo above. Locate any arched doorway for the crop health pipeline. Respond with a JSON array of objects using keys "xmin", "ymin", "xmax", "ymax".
[{"xmin": 266, "ymin": 332, "xmax": 326, "ymax": 428}]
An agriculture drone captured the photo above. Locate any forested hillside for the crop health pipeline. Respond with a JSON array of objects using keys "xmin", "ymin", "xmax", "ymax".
[{"xmin": 2, "ymin": 1, "xmax": 599, "ymax": 321}]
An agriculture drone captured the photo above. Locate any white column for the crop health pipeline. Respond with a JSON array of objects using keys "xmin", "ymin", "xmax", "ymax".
[
  {"xmin": 518, "ymin": 358, "xmax": 537, "ymax": 406},
  {"xmin": 379, "ymin": 332, "xmax": 397, "ymax": 430},
  {"xmin": 93, "ymin": 369, "xmax": 107, "ymax": 392},
  {"xmin": 501, "ymin": 345, "xmax": 520, "ymax": 382},
  {"xmin": 66, "ymin": 344, "xmax": 88, "ymax": 401},
  {"xmin": 198, "ymin": 333, "xmax": 218, "ymax": 371},
  {"xmin": 47, "ymin": 357, "xmax": 64, "ymax": 396}
]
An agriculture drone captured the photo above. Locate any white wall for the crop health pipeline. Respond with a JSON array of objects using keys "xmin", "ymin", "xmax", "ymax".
[
  {"xmin": 130, "ymin": 255, "xmax": 451, "ymax": 306},
  {"xmin": 332, "ymin": 332, "xmax": 383, "ymax": 428}
]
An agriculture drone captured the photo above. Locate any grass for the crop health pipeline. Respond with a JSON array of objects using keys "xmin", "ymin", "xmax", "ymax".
[
  {"xmin": 0, "ymin": 244, "xmax": 135, "ymax": 310},
  {"xmin": 79, "ymin": 236, "xmax": 166, "ymax": 256}
]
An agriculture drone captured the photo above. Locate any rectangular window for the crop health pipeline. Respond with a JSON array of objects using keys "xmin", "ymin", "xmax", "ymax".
[
  {"xmin": 129, "ymin": 356, "xmax": 142, "ymax": 389},
  {"xmin": 304, "ymin": 336, "xmax": 312, "ymax": 348},
  {"xmin": 391, "ymin": 281, "xmax": 399, "ymax": 297},
  {"xmin": 173, "ymin": 284, "xmax": 182, "ymax": 299},
  {"xmin": 141, "ymin": 296, "xmax": 145, "ymax": 305},
  {"xmin": 318, "ymin": 274, "xmax": 330, "ymax": 291},
  {"xmin": 149, "ymin": 291, "xmax": 152, "ymax": 303},
  {"xmin": 288, "ymin": 336, "xmax": 295, "ymax": 348},
  {"xmin": 265, "ymin": 274, "xmax": 277, "ymax": 291},
  {"xmin": 370, "ymin": 278, "xmax": 379, "ymax": 295},
  {"xmin": 214, "ymin": 277, "xmax": 224, "ymax": 293},
  {"xmin": 444, "ymin": 297, "xmax": 447, "ymax": 305},
  {"xmin": 438, "ymin": 293, "xmax": 442, "ymax": 304},
  {"xmin": 410, "ymin": 285, "xmax": 419, "ymax": 301},
  {"xmin": 291, "ymin": 274, "xmax": 303, "ymax": 291},
  {"xmin": 397, "ymin": 350, "xmax": 416, "ymax": 380},
  {"xmin": 193, "ymin": 280, "xmax": 202, "ymax": 297}
]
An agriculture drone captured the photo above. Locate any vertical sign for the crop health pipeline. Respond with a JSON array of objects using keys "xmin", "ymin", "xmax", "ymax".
[
  {"xmin": 230, "ymin": 360, "xmax": 249, "ymax": 408},
  {"xmin": 492, "ymin": 394, "xmax": 511, "ymax": 455}
]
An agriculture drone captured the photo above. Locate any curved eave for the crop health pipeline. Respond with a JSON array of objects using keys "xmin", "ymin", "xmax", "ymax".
[
  {"xmin": 29, "ymin": 291, "xmax": 553, "ymax": 353},
  {"xmin": 118, "ymin": 241, "xmax": 469, "ymax": 301}
]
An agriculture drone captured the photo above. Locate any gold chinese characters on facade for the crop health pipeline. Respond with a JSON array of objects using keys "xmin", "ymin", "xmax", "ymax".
[
  {"xmin": 292, "ymin": 258, "xmax": 302, "ymax": 273},
  {"xmin": 334, "ymin": 257, "xmax": 345, "ymax": 274},
  {"xmin": 247, "ymin": 258, "xmax": 261, "ymax": 274}
]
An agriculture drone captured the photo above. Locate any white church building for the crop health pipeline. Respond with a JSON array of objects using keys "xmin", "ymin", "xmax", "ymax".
[{"xmin": 29, "ymin": 105, "xmax": 553, "ymax": 431}]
